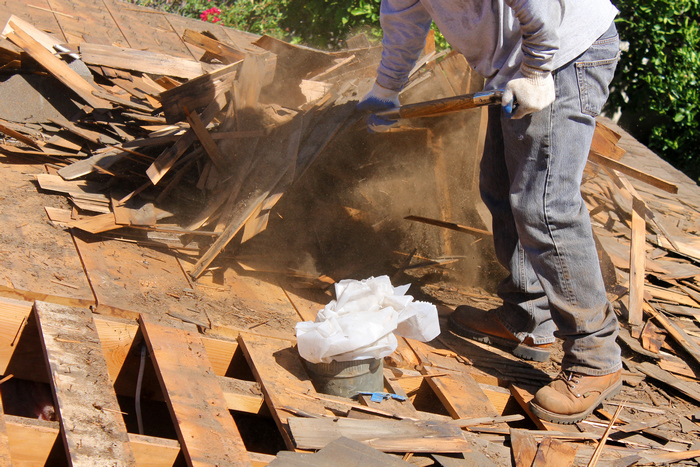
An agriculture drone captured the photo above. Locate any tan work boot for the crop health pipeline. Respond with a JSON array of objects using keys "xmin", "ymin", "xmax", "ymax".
[
  {"xmin": 530, "ymin": 370, "xmax": 622, "ymax": 424},
  {"xmin": 448, "ymin": 305, "xmax": 552, "ymax": 362}
]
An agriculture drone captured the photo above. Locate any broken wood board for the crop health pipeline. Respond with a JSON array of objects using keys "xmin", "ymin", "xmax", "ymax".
[
  {"xmin": 36, "ymin": 174, "xmax": 105, "ymax": 200},
  {"xmin": 636, "ymin": 361, "xmax": 700, "ymax": 404},
  {"xmin": 6, "ymin": 21, "xmax": 109, "ymax": 109},
  {"xmin": 588, "ymin": 150, "xmax": 678, "ymax": 194},
  {"xmin": 287, "ymin": 417, "xmax": 472, "ymax": 453},
  {"xmin": 272, "ymin": 436, "xmax": 414, "ymax": 467},
  {"xmin": 510, "ymin": 428, "xmax": 538, "ymax": 467},
  {"xmin": 34, "ymin": 301, "xmax": 136, "ymax": 466},
  {"xmin": 531, "ymin": 436, "xmax": 577, "ymax": 467},
  {"xmin": 644, "ymin": 301, "xmax": 700, "ymax": 367},
  {"xmin": 140, "ymin": 313, "xmax": 252, "ymax": 467},
  {"xmin": 185, "ymin": 108, "xmax": 227, "ymax": 170},
  {"xmin": 406, "ymin": 338, "xmax": 500, "ymax": 420},
  {"xmin": 628, "ymin": 196, "xmax": 646, "ymax": 325},
  {"xmin": 590, "ymin": 121, "xmax": 625, "ymax": 161},
  {"xmin": 79, "ymin": 42, "xmax": 205, "ymax": 80},
  {"xmin": 159, "ymin": 60, "xmax": 240, "ymax": 124},
  {"xmin": 182, "ymin": 28, "xmax": 245, "ymax": 64},
  {"xmin": 146, "ymin": 90, "xmax": 228, "ymax": 184},
  {"xmin": 404, "ymin": 215, "xmax": 492, "ymax": 238},
  {"xmin": 1, "ymin": 14, "xmax": 65, "ymax": 53},
  {"xmin": 0, "ymin": 119, "xmax": 41, "ymax": 150},
  {"xmin": 188, "ymin": 189, "xmax": 269, "ymax": 279},
  {"xmin": 237, "ymin": 332, "xmax": 336, "ymax": 450},
  {"xmin": 357, "ymin": 369, "xmax": 422, "ymax": 420}
]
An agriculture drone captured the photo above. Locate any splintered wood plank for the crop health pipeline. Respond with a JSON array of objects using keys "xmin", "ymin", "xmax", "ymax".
[
  {"xmin": 590, "ymin": 121, "xmax": 625, "ymax": 161},
  {"xmin": 188, "ymin": 190, "xmax": 269, "ymax": 280},
  {"xmin": 34, "ymin": 301, "xmax": 135, "ymax": 466},
  {"xmin": 6, "ymin": 21, "xmax": 108, "ymax": 109},
  {"xmin": 628, "ymin": 196, "xmax": 646, "ymax": 325},
  {"xmin": 287, "ymin": 417, "xmax": 472, "ymax": 452},
  {"xmin": 185, "ymin": 109, "xmax": 227, "ymax": 170},
  {"xmin": 191, "ymin": 117, "xmax": 302, "ymax": 279},
  {"xmin": 139, "ymin": 313, "xmax": 251, "ymax": 467},
  {"xmin": 146, "ymin": 90, "xmax": 228, "ymax": 184},
  {"xmin": 164, "ymin": 12, "xmax": 260, "ymax": 62},
  {"xmin": 237, "ymin": 332, "xmax": 335, "ymax": 450},
  {"xmin": 510, "ymin": 428, "xmax": 538, "ymax": 467},
  {"xmin": 588, "ymin": 150, "xmax": 678, "ymax": 194},
  {"xmin": 643, "ymin": 302, "xmax": 700, "ymax": 367},
  {"xmin": 182, "ymin": 29, "xmax": 245, "ymax": 64},
  {"xmin": 406, "ymin": 338, "xmax": 499, "ymax": 420},
  {"xmin": 531, "ymin": 437, "xmax": 577, "ymax": 467},
  {"xmin": 355, "ymin": 369, "xmax": 420, "ymax": 420},
  {"xmin": 159, "ymin": 60, "xmax": 240, "ymax": 124},
  {"xmin": 80, "ymin": 43, "xmax": 204, "ymax": 80},
  {"xmin": 72, "ymin": 232, "xmax": 192, "ymax": 318}
]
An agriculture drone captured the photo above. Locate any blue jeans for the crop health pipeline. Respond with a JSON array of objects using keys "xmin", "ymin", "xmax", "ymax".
[{"xmin": 479, "ymin": 23, "xmax": 622, "ymax": 376}]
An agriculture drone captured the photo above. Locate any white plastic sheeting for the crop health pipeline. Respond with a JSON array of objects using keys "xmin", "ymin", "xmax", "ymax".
[{"xmin": 295, "ymin": 276, "xmax": 440, "ymax": 363}]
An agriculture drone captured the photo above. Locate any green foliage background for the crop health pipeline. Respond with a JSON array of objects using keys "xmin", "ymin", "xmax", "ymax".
[
  {"xmin": 608, "ymin": 0, "xmax": 700, "ymax": 183},
  {"xmin": 129, "ymin": 0, "xmax": 699, "ymax": 184}
]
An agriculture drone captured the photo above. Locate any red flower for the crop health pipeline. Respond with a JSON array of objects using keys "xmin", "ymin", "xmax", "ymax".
[{"xmin": 200, "ymin": 7, "xmax": 221, "ymax": 22}]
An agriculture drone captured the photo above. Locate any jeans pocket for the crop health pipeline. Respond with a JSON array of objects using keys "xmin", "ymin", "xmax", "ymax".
[{"xmin": 575, "ymin": 52, "xmax": 620, "ymax": 117}]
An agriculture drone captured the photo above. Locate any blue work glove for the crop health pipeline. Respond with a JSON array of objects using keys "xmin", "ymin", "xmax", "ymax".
[
  {"xmin": 502, "ymin": 65, "xmax": 555, "ymax": 119},
  {"xmin": 356, "ymin": 82, "xmax": 401, "ymax": 133}
]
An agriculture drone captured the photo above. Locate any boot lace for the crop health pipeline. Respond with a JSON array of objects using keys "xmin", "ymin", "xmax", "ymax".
[{"xmin": 556, "ymin": 371, "xmax": 582, "ymax": 392}]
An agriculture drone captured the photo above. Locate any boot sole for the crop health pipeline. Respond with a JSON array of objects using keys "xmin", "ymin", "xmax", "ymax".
[
  {"xmin": 528, "ymin": 379, "xmax": 623, "ymax": 425},
  {"xmin": 448, "ymin": 313, "xmax": 551, "ymax": 363}
]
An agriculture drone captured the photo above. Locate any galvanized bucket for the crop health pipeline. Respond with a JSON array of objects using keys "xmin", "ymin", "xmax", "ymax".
[{"xmin": 304, "ymin": 357, "xmax": 384, "ymax": 399}]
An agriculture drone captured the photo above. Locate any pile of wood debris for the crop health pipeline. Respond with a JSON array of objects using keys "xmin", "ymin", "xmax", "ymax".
[{"xmin": 1, "ymin": 2, "xmax": 700, "ymax": 466}]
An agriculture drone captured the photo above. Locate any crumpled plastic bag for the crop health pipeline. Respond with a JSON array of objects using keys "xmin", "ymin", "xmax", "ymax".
[{"xmin": 295, "ymin": 276, "xmax": 440, "ymax": 363}]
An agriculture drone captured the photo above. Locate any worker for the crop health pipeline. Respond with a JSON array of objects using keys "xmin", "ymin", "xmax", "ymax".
[{"xmin": 357, "ymin": 0, "xmax": 623, "ymax": 424}]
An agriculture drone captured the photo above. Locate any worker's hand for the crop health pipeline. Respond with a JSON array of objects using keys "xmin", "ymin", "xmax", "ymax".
[
  {"xmin": 502, "ymin": 66, "xmax": 555, "ymax": 119},
  {"xmin": 356, "ymin": 82, "xmax": 401, "ymax": 133}
]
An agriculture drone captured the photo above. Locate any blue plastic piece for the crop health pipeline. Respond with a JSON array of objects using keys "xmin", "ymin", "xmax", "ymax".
[{"xmin": 358, "ymin": 391, "xmax": 408, "ymax": 403}]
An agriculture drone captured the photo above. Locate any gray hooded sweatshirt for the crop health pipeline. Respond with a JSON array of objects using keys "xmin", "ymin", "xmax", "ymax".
[{"xmin": 376, "ymin": 0, "xmax": 618, "ymax": 91}]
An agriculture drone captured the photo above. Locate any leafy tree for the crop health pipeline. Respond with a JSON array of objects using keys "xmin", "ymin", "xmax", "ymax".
[
  {"xmin": 609, "ymin": 0, "xmax": 700, "ymax": 183},
  {"xmin": 280, "ymin": 0, "xmax": 381, "ymax": 48}
]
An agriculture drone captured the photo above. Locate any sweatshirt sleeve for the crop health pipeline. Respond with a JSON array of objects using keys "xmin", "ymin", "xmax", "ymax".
[
  {"xmin": 375, "ymin": 0, "xmax": 432, "ymax": 91},
  {"xmin": 505, "ymin": 0, "xmax": 562, "ymax": 76}
]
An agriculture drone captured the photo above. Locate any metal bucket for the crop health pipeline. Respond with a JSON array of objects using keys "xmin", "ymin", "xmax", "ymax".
[{"xmin": 304, "ymin": 358, "xmax": 384, "ymax": 399}]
